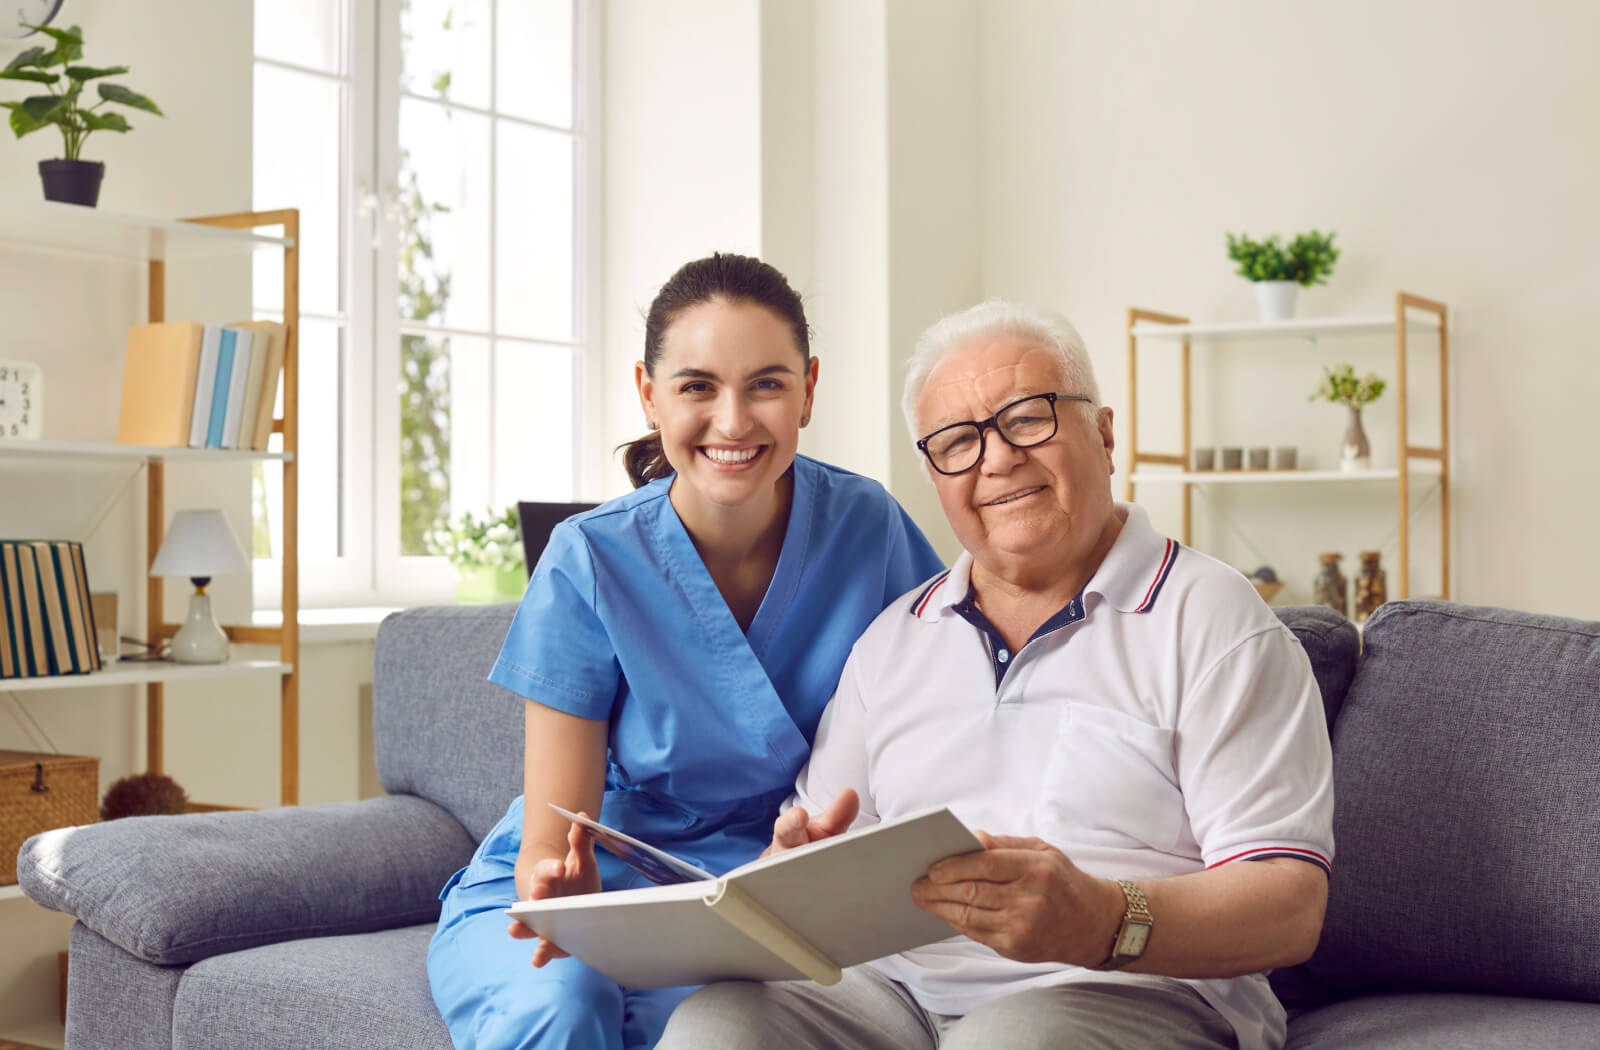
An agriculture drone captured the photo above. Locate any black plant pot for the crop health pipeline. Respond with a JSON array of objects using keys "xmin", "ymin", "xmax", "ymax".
[{"xmin": 38, "ymin": 158, "xmax": 106, "ymax": 207}]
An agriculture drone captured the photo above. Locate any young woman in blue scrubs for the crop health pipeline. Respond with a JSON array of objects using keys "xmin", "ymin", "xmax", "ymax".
[{"xmin": 427, "ymin": 253, "xmax": 944, "ymax": 1050}]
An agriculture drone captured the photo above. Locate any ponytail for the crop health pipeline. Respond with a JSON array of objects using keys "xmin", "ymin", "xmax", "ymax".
[{"xmin": 620, "ymin": 431, "xmax": 672, "ymax": 489}]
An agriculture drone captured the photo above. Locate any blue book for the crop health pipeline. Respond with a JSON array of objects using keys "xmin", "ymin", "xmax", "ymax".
[{"xmin": 206, "ymin": 328, "xmax": 237, "ymax": 449}]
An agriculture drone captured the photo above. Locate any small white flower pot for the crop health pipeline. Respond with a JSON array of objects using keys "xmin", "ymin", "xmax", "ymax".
[{"xmin": 1254, "ymin": 280, "xmax": 1299, "ymax": 322}]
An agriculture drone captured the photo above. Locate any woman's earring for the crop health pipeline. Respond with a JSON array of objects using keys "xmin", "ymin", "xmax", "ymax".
[
  {"xmin": 800, "ymin": 415, "xmax": 811, "ymax": 427},
  {"xmin": 647, "ymin": 420, "xmax": 660, "ymax": 431}
]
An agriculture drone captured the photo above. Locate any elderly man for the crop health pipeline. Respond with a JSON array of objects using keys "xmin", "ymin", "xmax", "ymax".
[{"xmin": 657, "ymin": 302, "xmax": 1334, "ymax": 1050}]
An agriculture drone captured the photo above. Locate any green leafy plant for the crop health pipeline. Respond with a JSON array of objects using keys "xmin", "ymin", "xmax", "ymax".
[
  {"xmin": 0, "ymin": 24, "xmax": 164, "ymax": 160},
  {"xmin": 1309, "ymin": 364, "xmax": 1386, "ymax": 408},
  {"xmin": 425, "ymin": 505, "xmax": 523, "ymax": 574},
  {"xmin": 1226, "ymin": 230, "xmax": 1340, "ymax": 286}
]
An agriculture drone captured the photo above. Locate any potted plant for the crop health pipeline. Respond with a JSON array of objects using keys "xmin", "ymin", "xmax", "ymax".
[
  {"xmin": 1309, "ymin": 363, "xmax": 1385, "ymax": 472},
  {"xmin": 1225, "ymin": 229, "xmax": 1340, "ymax": 321},
  {"xmin": 426, "ymin": 505, "xmax": 527, "ymax": 604},
  {"xmin": 0, "ymin": 23, "xmax": 164, "ymax": 207}
]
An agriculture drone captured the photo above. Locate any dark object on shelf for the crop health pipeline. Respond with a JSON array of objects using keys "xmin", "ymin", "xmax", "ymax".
[
  {"xmin": 1312, "ymin": 552, "xmax": 1348, "ymax": 618},
  {"xmin": 38, "ymin": 158, "xmax": 104, "ymax": 206},
  {"xmin": 1246, "ymin": 565, "xmax": 1283, "ymax": 604},
  {"xmin": 1355, "ymin": 550, "xmax": 1387, "ymax": 622},
  {"xmin": 100, "ymin": 771, "xmax": 188, "ymax": 821},
  {"xmin": 0, "ymin": 749, "xmax": 98, "ymax": 884},
  {"xmin": 518, "ymin": 501, "xmax": 600, "ymax": 578}
]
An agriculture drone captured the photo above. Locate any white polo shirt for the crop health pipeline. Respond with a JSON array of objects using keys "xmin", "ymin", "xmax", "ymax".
[{"xmin": 793, "ymin": 502, "xmax": 1334, "ymax": 1050}]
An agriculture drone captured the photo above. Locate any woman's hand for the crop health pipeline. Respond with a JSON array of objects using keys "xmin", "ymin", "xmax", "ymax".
[
  {"xmin": 761, "ymin": 789, "xmax": 860, "ymax": 858},
  {"xmin": 506, "ymin": 816, "xmax": 603, "ymax": 966}
]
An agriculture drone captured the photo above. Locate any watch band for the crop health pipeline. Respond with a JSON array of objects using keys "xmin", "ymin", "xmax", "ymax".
[{"xmin": 1093, "ymin": 879, "xmax": 1153, "ymax": 971}]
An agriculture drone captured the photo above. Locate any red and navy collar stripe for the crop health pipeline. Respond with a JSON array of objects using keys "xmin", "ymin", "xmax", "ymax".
[
  {"xmin": 1136, "ymin": 538, "xmax": 1180, "ymax": 612},
  {"xmin": 1208, "ymin": 845, "xmax": 1331, "ymax": 877},
  {"xmin": 909, "ymin": 570, "xmax": 952, "ymax": 619}
]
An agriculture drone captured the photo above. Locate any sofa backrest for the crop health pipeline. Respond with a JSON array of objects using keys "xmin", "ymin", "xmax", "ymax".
[
  {"xmin": 374, "ymin": 603, "xmax": 524, "ymax": 843},
  {"xmin": 1272, "ymin": 605, "xmax": 1361, "ymax": 728},
  {"xmin": 1282, "ymin": 599, "xmax": 1600, "ymax": 1004}
]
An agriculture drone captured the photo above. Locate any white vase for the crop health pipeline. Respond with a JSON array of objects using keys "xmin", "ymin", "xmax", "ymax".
[
  {"xmin": 1340, "ymin": 404, "xmax": 1372, "ymax": 473},
  {"xmin": 1254, "ymin": 280, "xmax": 1299, "ymax": 322}
]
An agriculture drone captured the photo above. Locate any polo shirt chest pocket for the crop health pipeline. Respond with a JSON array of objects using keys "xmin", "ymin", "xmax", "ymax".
[{"xmin": 1036, "ymin": 702, "xmax": 1184, "ymax": 853}]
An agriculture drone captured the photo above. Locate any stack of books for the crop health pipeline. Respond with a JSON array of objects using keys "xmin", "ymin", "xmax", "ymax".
[
  {"xmin": 0, "ymin": 540, "xmax": 101, "ymax": 679},
  {"xmin": 116, "ymin": 321, "xmax": 288, "ymax": 450}
]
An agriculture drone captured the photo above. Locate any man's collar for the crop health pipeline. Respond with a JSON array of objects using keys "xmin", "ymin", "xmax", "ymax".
[{"xmin": 909, "ymin": 503, "xmax": 1179, "ymax": 622}]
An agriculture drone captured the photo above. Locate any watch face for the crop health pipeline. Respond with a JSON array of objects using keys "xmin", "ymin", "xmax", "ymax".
[
  {"xmin": 1118, "ymin": 921, "xmax": 1151, "ymax": 957},
  {"xmin": 0, "ymin": 361, "xmax": 43, "ymax": 439},
  {"xmin": 0, "ymin": 1, "xmax": 66, "ymax": 40}
]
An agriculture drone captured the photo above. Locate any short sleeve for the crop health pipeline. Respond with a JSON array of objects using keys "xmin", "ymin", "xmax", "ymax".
[
  {"xmin": 1176, "ymin": 623, "xmax": 1335, "ymax": 875},
  {"xmin": 487, "ymin": 521, "xmax": 620, "ymax": 720}
]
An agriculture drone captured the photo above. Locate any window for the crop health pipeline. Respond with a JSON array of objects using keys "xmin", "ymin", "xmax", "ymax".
[{"xmin": 251, "ymin": 0, "xmax": 599, "ymax": 607}]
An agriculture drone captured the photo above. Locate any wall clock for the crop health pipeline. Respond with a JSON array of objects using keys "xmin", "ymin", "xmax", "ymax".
[
  {"xmin": 1, "ymin": 1, "xmax": 67, "ymax": 41},
  {"xmin": 0, "ymin": 360, "xmax": 43, "ymax": 439}
]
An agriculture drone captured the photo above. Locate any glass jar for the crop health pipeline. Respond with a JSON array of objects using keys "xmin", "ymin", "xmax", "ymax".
[
  {"xmin": 1354, "ymin": 550, "xmax": 1387, "ymax": 622},
  {"xmin": 1312, "ymin": 552, "xmax": 1347, "ymax": 618}
]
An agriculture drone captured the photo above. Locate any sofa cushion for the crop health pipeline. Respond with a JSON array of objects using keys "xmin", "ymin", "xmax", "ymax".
[
  {"xmin": 172, "ymin": 925, "xmax": 450, "ymax": 1050},
  {"xmin": 1297, "ymin": 600, "xmax": 1600, "ymax": 1001},
  {"xmin": 375, "ymin": 604, "xmax": 525, "ymax": 842},
  {"xmin": 66, "ymin": 922, "xmax": 184, "ymax": 1050},
  {"xmin": 1285, "ymin": 992, "xmax": 1600, "ymax": 1050},
  {"xmin": 1273, "ymin": 605, "xmax": 1361, "ymax": 728}
]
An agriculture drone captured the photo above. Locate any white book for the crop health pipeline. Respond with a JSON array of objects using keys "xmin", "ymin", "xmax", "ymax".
[
  {"xmin": 507, "ymin": 806, "xmax": 981, "ymax": 989},
  {"xmin": 188, "ymin": 325, "xmax": 223, "ymax": 447},
  {"xmin": 219, "ymin": 327, "xmax": 254, "ymax": 449}
]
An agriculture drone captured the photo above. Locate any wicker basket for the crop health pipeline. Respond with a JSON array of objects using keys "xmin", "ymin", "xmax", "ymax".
[{"xmin": 0, "ymin": 750, "xmax": 99, "ymax": 885}]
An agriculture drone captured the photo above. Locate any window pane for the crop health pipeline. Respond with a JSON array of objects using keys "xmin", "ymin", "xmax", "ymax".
[
  {"xmin": 493, "ymin": 340, "xmax": 576, "ymax": 505},
  {"xmin": 399, "ymin": 331, "xmax": 462, "ymax": 555},
  {"xmin": 495, "ymin": 121, "xmax": 574, "ymax": 341},
  {"xmin": 401, "ymin": 0, "xmax": 491, "ymax": 109},
  {"xmin": 253, "ymin": 318, "xmax": 344, "ymax": 562},
  {"xmin": 255, "ymin": 0, "xmax": 344, "ymax": 74},
  {"xmin": 253, "ymin": 64, "xmax": 343, "ymax": 317},
  {"xmin": 496, "ymin": 0, "xmax": 573, "ymax": 128},
  {"xmin": 399, "ymin": 99, "xmax": 491, "ymax": 331}
]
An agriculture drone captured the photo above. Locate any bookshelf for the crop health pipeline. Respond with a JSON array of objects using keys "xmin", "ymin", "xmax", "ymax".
[
  {"xmin": 0, "ymin": 201, "xmax": 301, "ymax": 807},
  {"xmin": 1125, "ymin": 293, "xmax": 1450, "ymax": 601}
]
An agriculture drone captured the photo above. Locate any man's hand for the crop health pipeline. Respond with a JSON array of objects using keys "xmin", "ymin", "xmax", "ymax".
[
  {"xmin": 761, "ymin": 789, "xmax": 860, "ymax": 858},
  {"xmin": 506, "ymin": 816, "xmax": 603, "ymax": 966},
  {"xmin": 910, "ymin": 831, "xmax": 1124, "ymax": 967}
]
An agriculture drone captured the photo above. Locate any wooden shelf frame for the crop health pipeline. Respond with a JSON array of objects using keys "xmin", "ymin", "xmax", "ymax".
[
  {"xmin": 142, "ymin": 208, "xmax": 301, "ymax": 806},
  {"xmin": 1125, "ymin": 293, "xmax": 1450, "ymax": 600}
]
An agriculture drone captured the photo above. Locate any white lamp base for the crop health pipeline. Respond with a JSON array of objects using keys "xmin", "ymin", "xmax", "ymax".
[{"xmin": 170, "ymin": 589, "xmax": 230, "ymax": 664}]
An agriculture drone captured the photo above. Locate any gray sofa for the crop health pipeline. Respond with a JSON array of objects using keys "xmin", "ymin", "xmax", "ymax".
[{"xmin": 17, "ymin": 600, "xmax": 1600, "ymax": 1049}]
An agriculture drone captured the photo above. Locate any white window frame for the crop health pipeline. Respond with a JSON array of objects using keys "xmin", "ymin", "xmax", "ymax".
[{"xmin": 253, "ymin": 0, "xmax": 603, "ymax": 610}]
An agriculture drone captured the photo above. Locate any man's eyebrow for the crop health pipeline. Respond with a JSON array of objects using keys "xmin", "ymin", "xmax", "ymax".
[
  {"xmin": 924, "ymin": 387, "xmax": 1049, "ymax": 430},
  {"xmin": 668, "ymin": 364, "xmax": 797, "ymax": 381}
]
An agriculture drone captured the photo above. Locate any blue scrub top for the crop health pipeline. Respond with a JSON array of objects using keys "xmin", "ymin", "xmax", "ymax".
[{"xmin": 486, "ymin": 455, "xmax": 943, "ymax": 884}]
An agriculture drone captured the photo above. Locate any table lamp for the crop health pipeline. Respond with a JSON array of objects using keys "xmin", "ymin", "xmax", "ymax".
[{"xmin": 150, "ymin": 509, "xmax": 251, "ymax": 664}]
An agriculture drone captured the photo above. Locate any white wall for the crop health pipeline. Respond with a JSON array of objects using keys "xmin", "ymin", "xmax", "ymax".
[{"xmin": 979, "ymin": 0, "xmax": 1600, "ymax": 616}]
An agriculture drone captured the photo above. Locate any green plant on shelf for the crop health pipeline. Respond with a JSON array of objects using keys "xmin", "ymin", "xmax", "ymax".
[
  {"xmin": 0, "ymin": 23, "xmax": 164, "ymax": 160},
  {"xmin": 1225, "ymin": 229, "xmax": 1340, "ymax": 286},
  {"xmin": 1309, "ymin": 363, "xmax": 1386, "ymax": 408}
]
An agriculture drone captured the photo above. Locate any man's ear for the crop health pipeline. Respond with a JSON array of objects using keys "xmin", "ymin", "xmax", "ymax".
[{"xmin": 1098, "ymin": 406, "xmax": 1116, "ymax": 475}]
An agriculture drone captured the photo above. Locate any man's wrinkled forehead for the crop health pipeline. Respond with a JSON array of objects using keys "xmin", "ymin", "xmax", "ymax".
[{"xmin": 917, "ymin": 338, "xmax": 1068, "ymax": 431}]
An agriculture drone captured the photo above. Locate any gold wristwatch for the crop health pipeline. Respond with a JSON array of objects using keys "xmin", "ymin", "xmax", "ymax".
[{"xmin": 1093, "ymin": 879, "xmax": 1152, "ymax": 971}]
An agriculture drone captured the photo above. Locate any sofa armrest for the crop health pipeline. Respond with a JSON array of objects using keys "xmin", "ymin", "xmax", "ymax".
[{"xmin": 17, "ymin": 793, "xmax": 477, "ymax": 966}]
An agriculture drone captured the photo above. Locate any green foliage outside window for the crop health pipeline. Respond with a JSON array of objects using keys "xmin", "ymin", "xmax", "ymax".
[{"xmin": 1225, "ymin": 230, "xmax": 1340, "ymax": 287}]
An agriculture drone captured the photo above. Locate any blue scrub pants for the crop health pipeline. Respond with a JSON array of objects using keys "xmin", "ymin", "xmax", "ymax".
[{"xmin": 428, "ymin": 865, "xmax": 695, "ymax": 1050}]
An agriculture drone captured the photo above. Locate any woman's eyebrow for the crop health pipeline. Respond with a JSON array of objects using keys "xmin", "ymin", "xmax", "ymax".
[{"xmin": 668, "ymin": 364, "xmax": 797, "ymax": 381}]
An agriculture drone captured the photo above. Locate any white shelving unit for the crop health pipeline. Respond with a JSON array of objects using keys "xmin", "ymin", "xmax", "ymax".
[
  {"xmin": 1126, "ymin": 294, "xmax": 1451, "ymax": 601},
  {"xmin": 0, "ymin": 197, "xmax": 302, "ymax": 819}
]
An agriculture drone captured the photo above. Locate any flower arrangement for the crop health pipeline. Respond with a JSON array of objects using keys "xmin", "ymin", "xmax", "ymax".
[
  {"xmin": 1309, "ymin": 364, "xmax": 1386, "ymax": 408},
  {"xmin": 1225, "ymin": 230, "xmax": 1340, "ymax": 287},
  {"xmin": 425, "ymin": 505, "xmax": 523, "ymax": 574}
]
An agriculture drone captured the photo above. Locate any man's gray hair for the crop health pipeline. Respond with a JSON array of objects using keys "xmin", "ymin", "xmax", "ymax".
[{"xmin": 901, "ymin": 300, "xmax": 1101, "ymax": 443}]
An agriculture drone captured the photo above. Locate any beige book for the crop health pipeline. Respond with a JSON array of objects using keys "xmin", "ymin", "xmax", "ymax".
[
  {"xmin": 30, "ymin": 542, "xmax": 75, "ymax": 674},
  {"xmin": 2, "ymin": 545, "xmax": 27, "ymax": 675},
  {"xmin": 55, "ymin": 543, "xmax": 96, "ymax": 674},
  {"xmin": 0, "ymin": 550, "xmax": 13, "ymax": 679},
  {"xmin": 14, "ymin": 544, "xmax": 48, "ymax": 676},
  {"xmin": 227, "ymin": 320, "xmax": 288, "ymax": 451},
  {"xmin": 72, "ymin": 547, "xmax": 104, "ymax": 671},
  {"xmin": 117, "ymin": 322, "xmax": 206, "ymax": 447}
]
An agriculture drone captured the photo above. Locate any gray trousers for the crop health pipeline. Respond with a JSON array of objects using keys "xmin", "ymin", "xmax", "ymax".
[{"xmin": 657, "ymin": 964, "xmax": 1238, "ymax": 1049}]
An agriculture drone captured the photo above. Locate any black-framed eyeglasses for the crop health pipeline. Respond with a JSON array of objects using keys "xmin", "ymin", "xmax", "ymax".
[{"xmin": 915, "ymin": 392, "xmax": 1093, "ymax": 476}]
